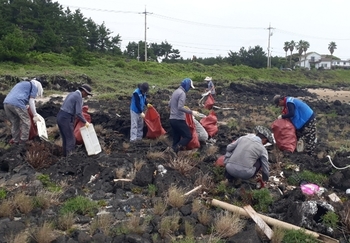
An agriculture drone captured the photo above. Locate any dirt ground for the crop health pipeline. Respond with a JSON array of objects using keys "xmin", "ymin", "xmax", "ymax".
[{"xmin": 0, "ymin": 80, "xmax": 349, "ymax": 242}]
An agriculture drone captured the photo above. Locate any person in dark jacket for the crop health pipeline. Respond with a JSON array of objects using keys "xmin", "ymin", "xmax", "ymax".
[
  {"xmin": 168, "ymin": 78, "xmax": 200, "ymax": 153},
  {"xmin": 57, "ymin": 84, "xmax": 92, "ymax": 156},
  {"xmin": 224, "ymin": 126, "xmax": 273, "ymax": 184},
  {"xmin": 130, "ymin": 83, "xmax": 149, "ymax": 142},
  {"xmin": 273, "ymin": 95, "xmax": 316, "ymax": 155}
]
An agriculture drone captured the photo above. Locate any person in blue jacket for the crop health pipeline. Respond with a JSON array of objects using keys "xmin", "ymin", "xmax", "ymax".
[
  {"xmin": 57, "ymin": 84, "xmax": 92, "ymax": 156},
  {"xmin": 130, "ymin": 83, "xmax": 149, "ymax": 142},
  {"xmin": 273, "ymin": 95, "xmax": 316, "ymax": 155}
]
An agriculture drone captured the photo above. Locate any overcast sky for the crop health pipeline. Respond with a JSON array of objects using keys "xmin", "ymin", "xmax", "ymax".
[{"xmin": 57, "ymin": 0, "xmax": 350, "ymax": 60}]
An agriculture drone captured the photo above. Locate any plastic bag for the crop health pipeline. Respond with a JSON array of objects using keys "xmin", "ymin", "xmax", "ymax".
[
  {"xmin": 144, "ymin": 106, "xmax": 166, "ymax": 139},
  {"xmin": 271, "ymin": 119, "xmax": 297, "ymax": 152},
  {"xmin": 74, "ymin": 106, "xmax": 92, "ymax": 145},
  {"xmin": 185, "ymin": 113, "xmax": 200, "ymax": 150},
  {"xmin": 200, "ymin": 110, "xmax": 218, "ymax": 137},
  {"xmin": 193, "ymin": 118, "xmax": 208, "ymax": 142},
  {"xmin": 204, "ymin": 93, "xmax": 215, "ymax": 110}
]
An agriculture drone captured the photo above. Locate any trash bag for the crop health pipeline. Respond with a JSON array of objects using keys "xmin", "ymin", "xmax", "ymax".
[
  {"xmin": 214, "ymin": 155, "xmax": 225, "ymax": 167},
  {"xmin": 200, "ymin": 110, "xmax": 218, "ymax": 137},
  {"xmin": 28, "ymin": 107, "xmax": 38, "ymax": 140},
  {"xmin": 204, "ymin": 93, "xmax": 215, "ymax": 110},
  {"xmin": 144, "ymin": 106, "xmax": 166, "ymax": 139},
  {"xmin": 185, "ymin": 113, "xmax": 200, "ymax": 150},
  {"xmin": 74, "ymin": 106, "xmax": 92, "ymax": 145},
  {"xmin": 193, "ymin": 118, "xmax": 208, "ymax": 142},
  {"xmin": 271, "ymin": 119, "xmax": 297, "ymax": 152}
]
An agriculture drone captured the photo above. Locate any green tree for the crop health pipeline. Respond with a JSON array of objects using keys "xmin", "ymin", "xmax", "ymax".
[
  {"xmin": 302, "ymin": 41, "xmax": 310, "ymax": 68},
  {"xmin": 296, "ymin": 40, "xmax": 305, "ymax": 67},
  {"xmin": 283, "ymin": 41, "xmax": 290, "ymax": 59},
  {"xmin": 328, "ymin": 41, "xmax": 337, "ymax": 56},
  {"xmin": 288, "ymin": 40, "xmax": 295, "ymax": 67}
]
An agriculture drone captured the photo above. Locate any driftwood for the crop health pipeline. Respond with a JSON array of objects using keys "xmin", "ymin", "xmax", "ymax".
[
  {"xmin": 184, "ymin": 185, "xmax": 202, "ymax": 196},
  {"xmin": 209, "ymin": 199, "xmax": 339, "ymax": 243}
]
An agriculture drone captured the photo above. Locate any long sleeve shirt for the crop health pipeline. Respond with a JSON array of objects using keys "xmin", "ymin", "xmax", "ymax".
[
  {"xmin": 60, "ymin": 90, "xmax": 86, "ymax": 123},
  {"xmin": 169, "ymin": 87, "xmax": 193, "ymax": 120}
]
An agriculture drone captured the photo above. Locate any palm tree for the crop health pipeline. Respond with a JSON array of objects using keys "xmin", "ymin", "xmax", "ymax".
[
  {"xmin": 289, "ymin": 40, "xmax": 295, "ymax": 67},
  {"xmin": 302, "ymin": 41, "xmax": 310, "ymax": 68},
  {"xmin": 283, "ymin": 41, "xmax": 290, "ymax": 58},
  {"xmin": 296, "ymin": 40, "xmax": 304, "ymax": 67},
  {"xmin": 328, "ymin": 42, "xmax": 337, "ymax": 56}
]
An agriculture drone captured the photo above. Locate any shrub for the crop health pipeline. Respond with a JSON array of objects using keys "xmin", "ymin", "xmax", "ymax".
[
  {"xmin": 29, "ymin": 222, "xmax": 56, "ymax": 243},
  {"xmin": 26, "ymin": 142, "xmax": 54, "ymax": 169},
  {"xmin": 153, "ymin": 199, "xmax": 167, "ymax": 215},
  {"xmin": 0, "ymin": 188, "xmax": 7, "ymax": 200},
  {"xmin": 4, "ymin": 231, "xmax": 28, "ymax": 243},
  {"xmin": 271, "ymin": 227, "xmax": 285, "ymax": 243},
  {"xmin": 125, "ymin": 215, "xmax": 151, "ymax": 235},
  {"xmin": 191, "ymin": 199, "xmax": 203, "ymax": 213},
  {"xmin": 148, "ymin": 184, "xmax": 157, "ymax": 197},
  {"xmin": 198, "ymin": 209, "xmax": 212, "ymax": 226},
  {"xmin": 37, "ymin": 174, "xmax": 61, "ymax": 192},
  {"xmin": 57, "ymin": 212, "xmax": 75, "ymax": 231},
  {"xmin": 60, "ymin": 196, "xmax": 98, "ymax": 216},
  {"xmin": 282, "ymin": 229, "xmax": 318, "ymax": 243},
  {"xmin": 167, "ymin": 153, "xmax": 200, "ymax": 176},
  {"xmin": 13, "ymin": 193, "xmax": 34, "ymax": 214},
  {"xmin": 321, "ymin": 211, "xmax": 339, "ymax": 229},
  {"xmin": 213, "ymin": 211, "xmax": 244, "ymax": 238},
  {"xmin": 158, "ymin": 214, "xmax": 180, "ymax": 238},
  {"xmin": 287, "ymin": 170, "xmax": 327, "ymax": 186},
  {"xmin": 0, "ymin": 199, "xmax": 13, "ymax": 218},
  {"xmin": 252, "ymin": 188, "xmax": 273, "ymax": 212},
  {"xmin": 167, "ymin": 185, "xmax": 186, "ymax": 208},
  {"xmin": 90, "ymin": 214, "xmax": 113, "ymax": 235}
]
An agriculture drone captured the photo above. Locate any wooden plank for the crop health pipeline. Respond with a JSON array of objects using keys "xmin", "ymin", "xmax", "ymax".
[{"xmin": 244, "ymin": 205, "xmax": 273, "ymax": 240}]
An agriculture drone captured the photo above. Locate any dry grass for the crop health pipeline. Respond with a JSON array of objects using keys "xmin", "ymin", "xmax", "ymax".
[
  {"xmin": 30, "ymin": 222, "xmax": 56, "ymax": 243},
  {"xmin": 166, "ymin": 153, "xmax": 200, "ymax": 176},
  {"xmin": 122, "ymin": 142, "xmax": 130, "ymax": 150},
  {"xmin": 204, "ymin": 145, "xmax": 219, "ymax": 156},
  {"xmin": 191, "ymin": 199, "xmax": 204, "ymax": 213},
  {"xmin": 115, "ymin": 167, "xmax": 125, "ymax": 179},
  {"xmin": 94, "ymin": 124, "xmax": 104, "ymax": 135},
  {"xmin": 213, "ymin": 211, "xmax": 245, "ymax": 238},
  {"xmin": 125, "ymin": 215, "xmax": 150, "ymax": 235},
  {"xmin": 57, "ymin": 212, "xmax": 75, "ymax": 231},
  {"xmin": 153, "ymin": 198, "xmax": 167, "ymax": 215},
  {"xmin": 271, "ymin": 227, "xmax": 285, "ymax": 243},
  {"xmin": 13, "ymin": 193, "xmax": 34, "ymax": 214},
  {"xmin": 194, "ymin": 172, "xmax": 215, "ymax": 192},
  {"xmin": 0, "ymin": 199, "xmax": 14, "ymax": 218},
  {"xmin": 167, "ymin": 185, "xmax": 186, "ymax": 208},
  {"xmin": 158, "ymin": 214, "xmax": 180, "ymax": 238},
  {"xmin": 198, "ymin": 209, "xmax": 212, "ymax": 226},
  {"xmin": 340, "ymin": 201, "xmax": 350, "ymax": 232},
  {"xmin": 4, "ymin": 231, "xmax": 28, "ymax": 243},
  {"xmin": 184, "ymin": 221, "xmax": 194, "ymax": 238},
  {"xmin": 134, "ymin": 159, "xmax": 145, "ymax": 172},
  {"xmin": 90, "ymin": 214, "xmax": 113, "ymax": 235},
  {"xmin": 146, "ymin": 151, "xmax": 166, "ymax": 160},
  {"xmin": 26, "ymin": 141, "xmax": 53, "ymax": 169}
]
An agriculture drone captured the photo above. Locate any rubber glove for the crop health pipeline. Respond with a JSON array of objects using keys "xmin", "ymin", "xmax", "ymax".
[
  {"xmin": 192, "ymin": 111, "xmax": 199, "ymax": 117},
  {"xmin": 147, "ymin": 103, "xmax": 153, "ymax": 108},
  {"xmin": 85, "ymin": 122, "xmax": 90, "ymax": 128},
  {"xmin": 33, "ymin": 114, "xmax": 40, "ymax": 123},
  {"xmin": 277, "ymin": 115, "xmax": 282, "ymax": 119},
  {"xmin": 140, "ymin": 112, "xmax": 145, "ymax": 118}
]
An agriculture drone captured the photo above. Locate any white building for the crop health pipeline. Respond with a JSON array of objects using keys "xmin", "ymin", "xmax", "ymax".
[{"xmin": 297, "ymin": 52, "xmax": 350, "ymax": 70}]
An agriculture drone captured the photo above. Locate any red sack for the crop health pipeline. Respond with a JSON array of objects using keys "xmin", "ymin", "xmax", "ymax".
[
  {"xmin": 200, "ymin": 110, "xmax": 218, "ymax": 137},
  {"xmin": 204, "ymin": 93, "xmax": 215, "ymax": 110},
  {"xmin": 271, "ymin": 119, "xmax": 297, "ymax": 152},
  {"xmin": 214, "ymin": 155, "xmax": 225, "ymax": 167},
  {"xmin": 144, "ymin": 106, "xmax": 166, "ymax": 139},
  {"xmin": 28, "ymin": 107, "xmax": 38, "ymax": 140},
  {"xmin": 74, "ymin": 106, "xmax": 92, "ymax": 145},
  {"xmin": 185, "ymin": 113, "xmax": 200, "ymax": 150}
]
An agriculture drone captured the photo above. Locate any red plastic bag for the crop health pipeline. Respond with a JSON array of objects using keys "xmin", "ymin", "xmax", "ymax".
[
  {"xmin": 28, "ymin": 107, "xmax": 38, "ymax": 140},
  {"xmin": 185, "ymin": 113, "xmax": 200, "ymax": 150},
  {"xmin": 204, "ymin": 93, "xmax": 215, "ymax": 110},
  {"xmin": 214, "ymin": 155, "xmax": 225, "ymax": 167},
  {"xmin": 74, "ymin": 106, "xmax": 92, "ymax": 145},
  {"xmin": 271, "ymin": 119, "xmax": 297, "ymax": 152},
  {"xmin": 144, "ymin": 106, "xmax": 166, "ymax": 139},
  {"xmin": 200, "ymin": 110, "xmax": 218, "ymax": 137}
]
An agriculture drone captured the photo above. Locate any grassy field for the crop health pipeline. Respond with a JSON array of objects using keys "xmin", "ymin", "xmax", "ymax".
[{"xmin": 1, "ymin": 53, "xmax": 350, "ymax": 99}]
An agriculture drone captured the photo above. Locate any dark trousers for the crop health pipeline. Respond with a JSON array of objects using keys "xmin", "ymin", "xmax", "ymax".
[
  {"xmin": 57, "ymin": 110, "xmax": 75, "ymax": 156},
  {"xmin": 224, "ymin": 159, "xmax": 262, "ymax": 182},
  {"xmin": 169, "ymin": 119, "xmax": 192, "ymax": 152}
]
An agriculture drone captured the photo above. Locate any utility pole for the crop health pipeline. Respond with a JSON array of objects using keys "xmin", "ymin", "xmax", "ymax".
[
  {"xmin": 141, "ymin": 7, "xmax": 152, "ymax": 62},
  {"xmin": 267, "ymin": 23, "xmax": 275, "ymax": 68}
]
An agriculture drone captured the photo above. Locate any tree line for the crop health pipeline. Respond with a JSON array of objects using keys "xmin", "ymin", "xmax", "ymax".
[{"xmin": 0, "ymin": 0, "xmax": 339, "ymax": 69}]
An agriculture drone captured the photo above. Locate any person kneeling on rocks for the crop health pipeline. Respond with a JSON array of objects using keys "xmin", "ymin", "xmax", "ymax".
[{"xmin": 224, "ymin": 126, "xmax": 273, "ymax": 185}]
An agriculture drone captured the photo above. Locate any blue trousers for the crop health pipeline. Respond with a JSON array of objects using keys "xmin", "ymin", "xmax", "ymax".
[
  {"xmin": 169, "ymin": 119, "xmax": 192, "ymax": 152},
  {"xmin": 57, "ymin": 110, "xmax": 75, "ymax": 156}
]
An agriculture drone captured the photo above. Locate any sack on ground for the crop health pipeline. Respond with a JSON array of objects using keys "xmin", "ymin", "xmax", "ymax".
[
  {"xmin": 200, "ymin": 110, "xmax": 218, "ymax": 137},
  {"xmin": 271, "ymin": 119, "xmax": 297, "ymax": 152},
  {"xmin": 144, "ymin": 106, "xmax": 166, "ymax": 139},
  {"xmin": 185, "ymin": 113, "xmax": 200, "ymax": 150},
  {"xmin": 74, "ymin": 106, "xmax": 92, "ymax": 145},
  {"xmin": 194, "ymin": 118, "xmax": 208, "ymax": 142}
]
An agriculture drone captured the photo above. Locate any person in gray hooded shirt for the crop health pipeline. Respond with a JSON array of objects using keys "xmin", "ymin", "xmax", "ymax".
[{"xmin": 224, "ymin": 126, "xmax": 273, "ymax": 183}]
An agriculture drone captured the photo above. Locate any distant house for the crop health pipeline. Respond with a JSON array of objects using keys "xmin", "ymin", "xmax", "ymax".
[{"xmin": 296, "ymin": 52, "xmax": 350, "ymax": 70}]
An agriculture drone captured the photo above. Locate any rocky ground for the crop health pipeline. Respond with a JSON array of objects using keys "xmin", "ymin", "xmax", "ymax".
[{"xmin": 0, "ymin": 78, "xmax": 350, "ymax": 243}]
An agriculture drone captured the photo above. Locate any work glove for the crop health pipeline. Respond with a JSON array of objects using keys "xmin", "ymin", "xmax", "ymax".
[
  {"xmin": 277, "ymin": 115, "xmax": 282, "ymax": 119},
  {"xmin": 184, "ymin": 106, "xmax": 190, "ymax": 110},
  {"xmin": 140, "ymin": 112, "xmax": 145, "ymax": 118},
  {"xmin": 33, "ymin": 114, "xmax": 40, "ymax": 123},
  {"xmin": 147, "ymin": 103, "xmax": 153, "ymax": 108},
  {"xmin": 85, "ymin": 122, "xmax": 90, "ymax": 128},
  {"xmin": 192, "ymin": 111, "xmax": 199, "ymax": 117}
]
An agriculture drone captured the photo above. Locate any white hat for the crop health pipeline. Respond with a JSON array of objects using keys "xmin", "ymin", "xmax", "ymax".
[
  {"xmin": 31, "ymin": 80, "xmax": 43, "ymax": 97},
  {"xmin": 204, "ymin": 76, "xmax": 212, "ymax": 81}
]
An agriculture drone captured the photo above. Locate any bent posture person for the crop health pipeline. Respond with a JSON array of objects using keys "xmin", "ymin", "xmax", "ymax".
[
  {"xmin": 57, "ymin": 84, "xmax": 92, "ymax": 156},
  {"xmin": 3, "ymin": 79, "xmax": 43, "ymax": 144},
  {"xmin": 130, "ymin": 83, "xmax": 149, "ymax": 142},
  {"xmin": 224, "ymin": 126, "xmax": 273, "ymax": 184},
  {"xmin": 273, "ymin": 95, "xmax": 316, "ymax": 155},
  {"xmin": 169, "ymin": 78, "xmax": 200, "ymax": 153}
]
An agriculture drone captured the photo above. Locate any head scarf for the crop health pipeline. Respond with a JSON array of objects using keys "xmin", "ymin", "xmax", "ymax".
[
  {"xmin": 180, "ymin": 78, "xmax": 195, "ymax": 92},
  {"xmin": 31, "ymin": 79, "xmax": 43, "ymax": 97}
]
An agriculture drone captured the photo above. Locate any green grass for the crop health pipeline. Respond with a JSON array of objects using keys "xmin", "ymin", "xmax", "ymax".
[
  {"xmin": 252, "ymin": 188, "xmax": 273, "ymax": 212},
  {"xmin": 0, "ymin": 188, "xmax": 7, "ymax": 200},
  {"xmin": 36, "ymin": 174, "xmax": 61, "ymax": 192},
  {"xmin": 60, "ymin": 195, "xmax": 98, "ymax": 216},
  {"xmin": 282, "ymin": 229, "xmax": 318, "ymax": 243},
  {"xmin": 287, "ymin": 170, "xmax": 328, "ymax": 186}
]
